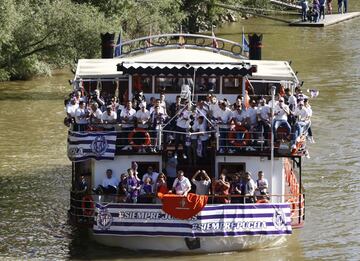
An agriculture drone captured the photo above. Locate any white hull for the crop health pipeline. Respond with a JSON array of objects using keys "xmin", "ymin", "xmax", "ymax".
[{"xmin": 91, "ymin": 234, "xmax": 288, "ymax": 253}]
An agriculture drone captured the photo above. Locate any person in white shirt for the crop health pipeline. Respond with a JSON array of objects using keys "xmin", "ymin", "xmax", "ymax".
[
  {"xmin": 255, "ymin": 171, "xmax": 269, "ymax": 199},
  {"xmin": 149, "ymin": 99, "xmax": 167, "ymax": 116},
  {"xmin": 214, "ymin": 101, "xmax": 232, "ymax": 153},
  {"xmin": 101, "ymin": 105, "xmax": 117, "ymax": 129},
  {"xmin": 172, "ymin": 170, "xmax": 192, "ymax": 196},
  {"xmin": 120, "ymin": 101, "xmax": 136, "ymax": 147},
  {"xmin": 135, "ymin": 102, "xmax": 150, "ymax": 129},
  {"xmin": 191, "ymin": 170, "xmax": 211, "ymax": 195},
  {"xmin": 66, "ymin": 98, "xmax": 78, "ymax": 118},
  {"xmin": 246, "ymin": 100, "xmax": 258, "ymax": 133},
  {"xmin": 89, "ymin": 102, "xmax": 102, "ymax": 124},
  {"xmin": 257, "ymin": 98, "xmax": 271, "ymax": 141},
  {"xmin": 74, "ymin": 101, "xmax": 89, "ymax": 131},
  {"xmin": 272, "ymin": 97, "xmax": 291, "ymax": 140},
  {"xmin": 293, "ymin": 100, "xmax": 310, "ymax": 143},
  {"xmin": 190, "ymin": 116, "xmax": 209, "ymax": 159},
  {"xmin": 174, "ymin": 103, "xmax": 192, "ymax": 159},
  {"xmin": 93, "ymin": 169, "xmax": 119, "ymax": 194}
]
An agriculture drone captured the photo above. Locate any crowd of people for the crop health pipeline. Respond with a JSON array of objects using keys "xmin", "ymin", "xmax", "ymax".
[
  {"xmin": 65, "ymin": 83, "xmax": 315, "ymax": 155},
  {"xmin": 89, "ymin": 163, "xmax": 269, "ymax": 204},
  {"xmin": 300, "ymin": 0, "xmax": 348, "ymax": 23}
]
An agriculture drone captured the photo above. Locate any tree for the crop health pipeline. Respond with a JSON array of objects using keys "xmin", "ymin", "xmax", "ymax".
[{"xmin": 0, "ymin": 0, "xmax": 117, "ymax": 80}]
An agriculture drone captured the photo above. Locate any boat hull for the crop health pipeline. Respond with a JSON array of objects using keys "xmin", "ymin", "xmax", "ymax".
[
  {"xmin": 90, "ymin": 202, "xmax": 292, "ymax": 253},
  {"xmin": 90, "ymin": 233, "xmax": 288, "ymax": 253}
]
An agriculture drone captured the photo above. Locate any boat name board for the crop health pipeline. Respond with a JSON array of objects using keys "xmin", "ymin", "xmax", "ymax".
[{"xmin": 93, "ymin": 204, "xmax": 292, "ymax": 237}]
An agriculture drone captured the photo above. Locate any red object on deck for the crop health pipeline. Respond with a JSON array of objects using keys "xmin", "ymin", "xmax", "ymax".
[{"xmin": 158, "ymin": 193, "xmax": 208, "ymax": 220}]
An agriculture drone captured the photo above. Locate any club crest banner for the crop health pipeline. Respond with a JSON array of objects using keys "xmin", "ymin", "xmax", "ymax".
[
  {"xmin": 93, "ymin": 203, "xmax": 292, "ymax": 237},
  {"xmin": 67, "ymin": 131, "xmax": 116, "ymax": 161}
]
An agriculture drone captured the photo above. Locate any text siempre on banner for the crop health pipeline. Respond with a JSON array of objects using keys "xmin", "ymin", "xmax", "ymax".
[{"xmin": 93, "ymin": 203, "xmax": 292, "ymax": 237}]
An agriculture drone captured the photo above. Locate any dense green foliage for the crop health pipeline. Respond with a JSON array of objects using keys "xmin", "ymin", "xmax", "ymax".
[{"xmin": 0, "ymin": 0, "xmax": 274, "ymax": 81}]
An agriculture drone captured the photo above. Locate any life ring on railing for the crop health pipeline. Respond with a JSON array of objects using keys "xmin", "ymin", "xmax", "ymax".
[
  {"xmin": 256, "ymin": 199, "xmax": 269, "ymax": 203},
  {"xmin": 287, "ymin": 198, "xmax": 297, "ymax": 217},
  {"xmin": 81, "ymin": 195, "xmax": 95, "ymax": 217},
  {"xmin": 228, "ymin": 125, "xmax": 251, "ymax": 148},
  {"xmin": 128, "ymin": 128, "xmax": 151, "ymax": 148}
]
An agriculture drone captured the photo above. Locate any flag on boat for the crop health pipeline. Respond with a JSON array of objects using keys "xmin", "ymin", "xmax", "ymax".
[
  {"xmin": 114, "ymin": 31, "xmax": 122, "ymax": 57},
  {"xmin": 211, "ymin": 29, "xmax": 219, "ymax": 49},
  {"xmin": 93, "ymin": 203, "xmax": 293, "ymax": 237},
  {"xmin": 158, "ymin": 193, "xmax": 208, "ymax": 219},
  {"xmin": 67, "ymin": 131, "xmax": 117, "ymax": 161},
  {"xmin": 242, "ymin": 32, "xmax": 250, "ymax": 53}
]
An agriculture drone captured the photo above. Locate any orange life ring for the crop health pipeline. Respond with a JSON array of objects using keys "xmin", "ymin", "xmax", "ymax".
[
  {"xmin": 256, "ymin": 199, "xmax": 269, "ymax": 203},
  {"xmin": 81, "ymin": 195, "xmax": 95, "ymax": 217},
  {"xmin": 287, "ymin": 198, "xmax": 297, "ymax": 217},
  {"xmin": 128, "ymin": 128, "xmax": 151, "ymax": 148},
  {"xmin": 228, "ymin": 125, "xmax": 250, "ymax": 148}
]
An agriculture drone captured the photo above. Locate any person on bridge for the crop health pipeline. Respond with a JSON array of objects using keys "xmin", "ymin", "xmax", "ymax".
[
  {"xmin": 327, "ymin": 0, "xmax": 333, "ymax": 14},
  {"xmin": 319, "ymin": 0, "xmax": 326, "ymax": 19},
  {"xmin": 301, "ymin": 0, "xmax": 309, "ymax": 22}
]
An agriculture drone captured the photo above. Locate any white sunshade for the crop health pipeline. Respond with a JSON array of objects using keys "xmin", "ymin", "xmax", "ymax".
[{"xmin": 75, "ymin": 49, "xmax": 298, "ymax": 82}]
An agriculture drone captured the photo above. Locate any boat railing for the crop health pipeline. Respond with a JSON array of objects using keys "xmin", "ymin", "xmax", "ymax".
[
  {"xmin": 69, "ymin": 193, "xmax": 304, "ymax": 227},
  {"xmin": 69, "ymin": 123, "xmax": 304, "ymax": 156},
  {"xmin": 115, "ymin": 33, "xmax": 247, "ymax": 59}
]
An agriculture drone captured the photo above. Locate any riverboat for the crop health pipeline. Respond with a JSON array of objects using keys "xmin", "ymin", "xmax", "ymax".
[{"xmin": 67, "ymin": 33, "xmax": 306, "ymax": 253}]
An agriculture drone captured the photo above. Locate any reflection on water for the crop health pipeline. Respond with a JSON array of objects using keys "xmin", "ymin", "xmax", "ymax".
[{"xmin": 1, "ymin": 5, "xmax": 360, "ymax": 259}]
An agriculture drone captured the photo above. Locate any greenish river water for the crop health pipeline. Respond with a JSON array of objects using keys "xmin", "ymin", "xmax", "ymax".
[{"xmin": 1, "ymin": 6, "xmax": 360, "ymax": 260}]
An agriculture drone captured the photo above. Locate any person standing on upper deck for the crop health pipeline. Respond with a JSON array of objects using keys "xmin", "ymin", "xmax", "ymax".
[
  {"xmin": 246, "ymin": 99, "xmax": 259, "ymax": 137},
  {"xmin": 101, "ymin": 105, "xmax": 117, "ymax": 129},
  {"xmin": 292, "ymin": 100, "xmax": 311, "ymax": 151},
  {"xmin": 319, "ymin": 0, "xmax": 326, "ymax": 19},
  {"xmin": 272, "ymin": 97, "xmax": 291, "ymax": 140},
  {"xmin": 257, "ymin": 97, "xmax": 271, "ymax": 143},
  {"xmin": 174, "ymin": 102, "xmax": 192, "ymax": 159},
  {"xmin": 214, "ymin": 100, "xmax": 232, "ymax": 154},
  {"xmin": 74, "ymin": 101, "xmax": 89, "ymax": 131},
  {"xmin": 120, "ymin": 101, "xmax": 136, "ymax": 148},
  {"xmin": 135, "ymin": 102, "xmax": 150, "ymax": 129}
]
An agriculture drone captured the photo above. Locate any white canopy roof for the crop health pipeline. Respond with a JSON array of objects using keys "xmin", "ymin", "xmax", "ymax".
[{"xmin": 75, "ymin": 48, "xmax": 298, "ymax": 82}]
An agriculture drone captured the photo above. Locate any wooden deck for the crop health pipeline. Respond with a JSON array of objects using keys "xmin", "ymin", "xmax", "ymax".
[{"xmin": 289, "ymin": 12, "xmax": 360, "ymax": 27}]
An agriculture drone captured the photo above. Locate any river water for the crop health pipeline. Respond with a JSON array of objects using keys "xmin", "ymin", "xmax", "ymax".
[{"xmin": 1, "ymin": 5, "xmax": 360, "ymax": 260}]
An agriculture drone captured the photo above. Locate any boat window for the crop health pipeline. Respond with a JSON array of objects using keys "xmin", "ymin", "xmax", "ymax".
[
  {"xmin": 132, "ymin": 74, "xmax": 152, "ymax": 93},
  {"xmin": 222, "ymin": 76, "xmax": 243, "ymax": 94},
  {"xmin": 155, "ymin": 76, "xmax": 194, "ymax": 93},
  {"xmin": 195, "ymin": 76, "xmax": 220, "ymax": 94}
]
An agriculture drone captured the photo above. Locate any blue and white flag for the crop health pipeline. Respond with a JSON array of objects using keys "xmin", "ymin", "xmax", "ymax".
[
  {"xmin": 242, "ymin": 32, "xmax": 250, "ymax": 53},
  {"xmin": 114, "ymin": 30, "xmax": 122, "ymax": 57},
  {"xmin": 93, "ymin": 203, "xmax": 292, "ymax": 237},
  {"xmin": 67, "ymin": 131, "xmax": 117, "ymax": 161}
]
